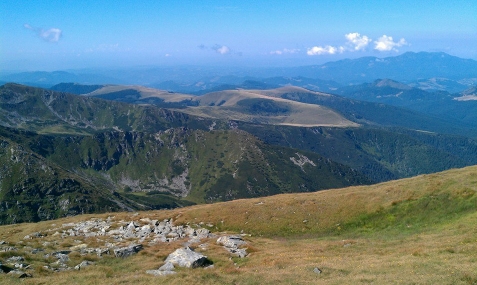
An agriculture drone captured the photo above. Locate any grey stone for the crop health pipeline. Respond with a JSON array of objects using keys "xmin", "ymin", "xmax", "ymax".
[
  {"xmin": 217, "ymin": 235, "xmax": 247, "ymax": 248},
  {"xmin": 229, "ymin": 248, "xmax": 248, "ymax": 258},
  {"xmin": 53, "ymin": 253, "xmax": 70, "ymax": 264},
  {"xmin": 159, "ymin": 262, "xmax": 175, "ymax": 271},
  {"xmin": 74, "ymin": 260, "xmax": 94, "ymax": 270},
  {"xmin": 113, "ymin": 243, "xmax": 143, "ymax": 258},
  {"xmin": 217, "ymin": 235, "xmax": 248, "ymax": 257},
  {"xmin": 195, "ymin": 228, "xmax": 210, "ymax": 238},
  {"xmin": 313, "ymin": 267, "xmax": 322, "ymax": 274},
  {"xmin": 165, "ymin": 247, "xmax": 208, "ymax": 268}
]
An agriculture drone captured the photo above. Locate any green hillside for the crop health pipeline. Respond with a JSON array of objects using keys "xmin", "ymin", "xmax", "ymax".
[{"xmin": 0, "ymin": 124, "xmax": 370, "ymax": 224}]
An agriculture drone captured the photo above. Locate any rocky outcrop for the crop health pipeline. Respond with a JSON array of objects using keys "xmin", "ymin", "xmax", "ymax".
[
  {"xmin": 217, "ymin": 235, "xmax": 248, "ymax": 258},
  {"xmin": 2, "ymin": 216, "xmax": 249, "ymax": 279}
]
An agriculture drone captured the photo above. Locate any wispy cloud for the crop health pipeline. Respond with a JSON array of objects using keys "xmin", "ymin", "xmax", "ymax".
[
  {"xmin": 270, "ymin": 48, "xmax": 300, "ymax": 55},
  {"xmin": 213, "ymin": 45, "xmax": 231, "ymax": 55},
  {"xmin": 345, "ymin": 32, "xmax": 371, "ymax": 51},
  {"xmin": 24, "ymin": 24, "xmax": 62, "ymax": 43},
  {"xmin": 199, "ymin": 44, "xmax": 239, "ymax": 55},
  {"xmin": 374, "ymin": 35, "xmax": 407, "ymax": 52}
]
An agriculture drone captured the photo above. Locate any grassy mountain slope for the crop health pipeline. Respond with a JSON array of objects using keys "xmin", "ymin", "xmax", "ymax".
[
  {"xmin": 240, "ymin": 124, "xmax": 477, "ymax": 182},
  {"xmin": 0, "ymin": 124, "xmax": 371, "ymax": 223},
  {"xmin": 0, "ymin": 165, "xmax": 476, "ymax": 284},
  {"xmin": 0, "ymin": 83, "xmax": 212, "ymax": 134},
  {"xmin": 0, "ymin": 130, "xmax": 137, "ymax": 224},
  {"xmin": 181, "ymin": 89, "xmax": 357, "ymax": 127}
]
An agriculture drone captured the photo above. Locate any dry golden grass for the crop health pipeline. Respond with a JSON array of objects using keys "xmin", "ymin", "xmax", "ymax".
[
  {"xmin": 1, "ymin": 165, "xmax": 477, "ymax": 284},
  {"xmin": 180, "ymin": 87, "xmax": 358, "ymax": 127}
]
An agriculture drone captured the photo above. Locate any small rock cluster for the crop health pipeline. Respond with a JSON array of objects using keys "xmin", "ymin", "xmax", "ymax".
[
  {"xmin": 217, "ymin": 235, "xmax": 248, "ymax": 258},
  {"xmin": 145, "ymin": 235, "xmax": 248, "ymax": 276},
  {"xmin": 52, "ymin": 217, "xmax": 212, "ymax": 244},
  {"xmin": 1, "ymin": 217, "xmax": 249, "ymax": 279}
]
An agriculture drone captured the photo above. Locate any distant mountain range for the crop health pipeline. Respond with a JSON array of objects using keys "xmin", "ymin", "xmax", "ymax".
[
  {"xmin": 2, "ymin": 52, "xmax": 476, "ymax": 92},
  {"xmin": 282, "ymin": 52, "xmax": 477, "ymax": 84}
]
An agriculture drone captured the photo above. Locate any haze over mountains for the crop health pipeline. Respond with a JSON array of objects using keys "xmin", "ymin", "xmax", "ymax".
[{"xmin": 2, "ymin": 52, "xmax": 477, "ymax": 92}]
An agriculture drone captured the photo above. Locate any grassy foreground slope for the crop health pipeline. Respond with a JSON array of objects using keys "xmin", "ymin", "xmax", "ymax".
[{"xmin": 1, "ymin": 165, "xmax": 476, "ymax": 284}]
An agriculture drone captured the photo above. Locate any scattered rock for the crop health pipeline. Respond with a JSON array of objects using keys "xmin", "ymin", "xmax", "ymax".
[
  {"xmin": 217, "ymin": 235, "xmax": 246, "ymax": 248},
  {"xmin": 17, "ymin": 217, "xmax": 250, "ymax": 279},
  {"xmin": 74, "ymin": 260, "xmax": 94, "ymax": 270},
  {"xmin": 113, "ymin": 243, "xmax": 143, "ymax": 258},
  {"xmin": 217, "ymin": 235, "xmax": 248, "ymax": 257},
  {"xmin": 164, "ymin": 247, "xmax": 209, "ymax": 268},
  {"xmin": 0, "ymin": 246, "xmax": 17, "ymax": 252}
]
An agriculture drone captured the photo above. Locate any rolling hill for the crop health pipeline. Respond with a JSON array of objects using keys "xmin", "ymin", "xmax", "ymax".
[
  {"xmin": 179, "ymin": 88, "xmax": 358, "ymax": 127},
  {"xmin": 68, "ymin": 83, "xmax": 477, "ymax": 137},
  {"xmin": 0, "ymin": 165, "xmax": 475, "ymax": 284}
]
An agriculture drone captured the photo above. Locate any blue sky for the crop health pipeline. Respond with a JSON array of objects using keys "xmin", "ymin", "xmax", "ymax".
[{"xmin": 1, "ymin": 0, "xmax": 476, "ymax": 71}]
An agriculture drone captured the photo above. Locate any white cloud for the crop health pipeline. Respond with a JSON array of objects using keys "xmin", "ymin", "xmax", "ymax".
[
  {"xmin": 212, "ymin": 44, "xmax": 231, "ymax": 54},
  {"xmin": 374, "ymin": 35, "xmax": 407, "ymax": 52},
  {"xmin": 24, "ymin": 23, "xmax": 62, "ymax": 43},
  {"xmin": 307, "ymin": 45, "xmax": 342, "ymax": 55},
  {"xmin": 345, "ymin": 32, "xmax": 371, "ymax": 51},
  {"xmin": 217, "ymin": 46, "xmax": 230, "ymax": 54},
  {"xmin": 270, "ymin": 48, "xmax": 300, "ymax": 55}
]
